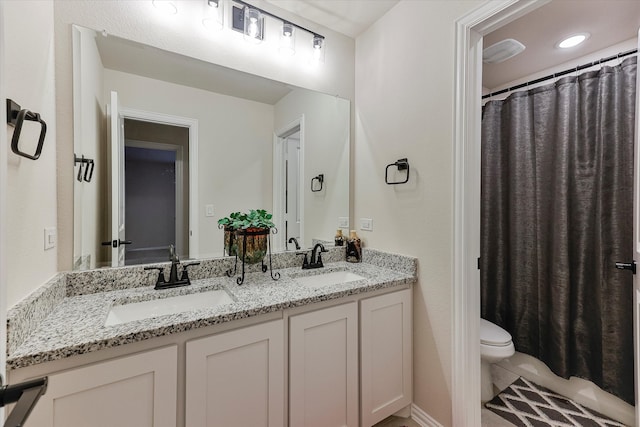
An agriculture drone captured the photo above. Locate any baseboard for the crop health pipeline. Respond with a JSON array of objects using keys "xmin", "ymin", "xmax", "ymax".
[{"xmin": 411, "ymin": 404, "xmax": 444, "ymax": 427}]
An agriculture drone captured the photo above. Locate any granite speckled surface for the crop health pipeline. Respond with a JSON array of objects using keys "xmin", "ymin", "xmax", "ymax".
[{"xmin": 7, "ymin": 249, "xmax": 415, "ymax": 370}]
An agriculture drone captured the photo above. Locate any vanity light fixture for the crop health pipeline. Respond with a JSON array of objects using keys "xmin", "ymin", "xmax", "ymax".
[
  {"xmin": 202, "ymin": 0, "xmax": 224, "ymax": 31},
  {"xmin": 279, "ymin": 22, "xmax": 296, "ymax": 56},
  {"xmin": 152, "ymin": 0, "xmax": 178, "ymax": 15},
  {"xmin": 557, "ymin": 33, "xmax": 590, "ymax": 49},
  {"xmin": 230, "ymin": 0, "xmax": 325, "ymax": 60},
  {"xmin": 312, "ymin": 35, "xmax": 325, "ymax": 63},
  {"xmin": 244, "ymin": 6, "xmax": 264, "ymax": 43}
]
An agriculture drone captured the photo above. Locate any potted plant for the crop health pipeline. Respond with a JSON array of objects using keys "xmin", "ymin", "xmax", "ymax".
[
  {"xmin": 231, "ymin": 209, "xmax": 275, "ymax": 264},
  {"xmin": 217, "ymin": 211, "xmax": 242, "ymax": 256}
]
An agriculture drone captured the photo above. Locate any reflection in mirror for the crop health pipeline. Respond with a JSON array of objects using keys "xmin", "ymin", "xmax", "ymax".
[{"xmin": 72, "ymin": 25, "xmax": 350, "ymax": 270}]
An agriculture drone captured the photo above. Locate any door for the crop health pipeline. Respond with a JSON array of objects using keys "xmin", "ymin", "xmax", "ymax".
[
  {"xmin": 634, "ymin": 28, "xmax": 640, "ymax": 427},
  {"xmin": 108, "ymin": 91, "xmax": 127, "ymax": 267},
  {"xmin": 285, "ymin": 132, "xmax": 301, "ymax": 247}
]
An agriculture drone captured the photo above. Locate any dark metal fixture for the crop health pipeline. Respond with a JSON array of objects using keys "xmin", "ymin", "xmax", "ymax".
[
  {"xmin": 385, "ymin": 158, "xmax": 410, "ymax": 185},
  {"xmin": 311, "ymin": 174, "xmax": 324, "ymax": 192},
  {"xmin": 74, "ymin": 154, "xmax": 95, "ymax": 182},
  {"xmin": 0, "ymin": 375, "xmax": 48, "ymax": 427},
  {"xmin": 288, "ymin": 237, "xmax": 300, "ymax": 250},
  {"xmin": 6, "ymin": 98, "xmax": 47, "ymax": 160},
  {"xmin": 145, "ymin": 245, "xmax": 200, "ymax": 289},
  {"xmin": 615, "ymin": 260, "xmax": 636, "ymax": 274},
  {"xmin": 299, "ymin": 243, "xmax": 328, "ymax": 269},
  {"xmin": 101, "ymin": 239, "xmax": 133, "ymax": 248},
  {"xmin": 226, "ymin": 228, "xmax": 280, "ymax": 285}
]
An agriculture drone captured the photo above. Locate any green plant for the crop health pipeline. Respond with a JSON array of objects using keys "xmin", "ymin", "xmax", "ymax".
[
  {"xmin": 217, "ymin": 211, "xmax": 243, "ymax": 228},
  {"xmin": 231, "ymin": 209, "xmax": 275, "ymax": 230}
]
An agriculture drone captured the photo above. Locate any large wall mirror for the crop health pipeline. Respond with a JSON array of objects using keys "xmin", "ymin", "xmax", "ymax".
[{"xmin": 72, "ymin": 25, "xmax": 350, "ymax": 270}]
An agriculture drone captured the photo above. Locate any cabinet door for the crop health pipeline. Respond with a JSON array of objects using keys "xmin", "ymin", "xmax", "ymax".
[
  {"xmin": 185, "ymin": 320, "xmax": 284, "ymax": 427},
  {"xmin": 26, "ymin": 346, "xmax": 178, "ymax": 427},
  {"xmin": 289, "ymin": 302, "xmax": 358, "ymax": 427},
  {"xmin": 360, "ymin": 289, "xmax": 412, "ymax": 427}
]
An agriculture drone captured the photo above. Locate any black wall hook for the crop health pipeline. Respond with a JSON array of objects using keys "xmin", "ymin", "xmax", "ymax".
[
  {"xmin": 385, "ymin": 158, "xmax": 410, "ymax": 185},
  {"xmin": 6, "ymin": 99, "xmax": 47, "ymax": 160},
  {"xmin": 311, "ymin": 174, "xmax": 324, "ymax": 192},
  {"xmin": 74, "ymin": 154, "xmax": 95, "ymax": 182}
]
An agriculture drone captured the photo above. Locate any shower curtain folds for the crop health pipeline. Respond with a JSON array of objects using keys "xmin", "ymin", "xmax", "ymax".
[{"xmin": 480, "ymin": 56, "xmax": 637, "ymax": 404}]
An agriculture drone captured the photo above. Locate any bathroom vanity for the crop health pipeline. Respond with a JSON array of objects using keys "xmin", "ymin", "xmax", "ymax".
[{"xmin": 6, "ymin": 248, "xmax": 415, "ymax": 427}]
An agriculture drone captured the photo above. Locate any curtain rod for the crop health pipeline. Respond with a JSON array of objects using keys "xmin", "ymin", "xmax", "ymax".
[{"xmin": 482, "ymin": 48, "xmax": 638, "ymax": 100}]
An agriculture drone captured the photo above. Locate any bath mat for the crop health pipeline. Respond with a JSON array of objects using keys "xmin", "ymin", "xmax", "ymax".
[{"xmin": 485, "ymin": 377, "xmax": 627, "ymax": 427}]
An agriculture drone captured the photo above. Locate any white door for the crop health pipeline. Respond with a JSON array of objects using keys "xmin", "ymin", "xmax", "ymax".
[
  {"xmin": 108, "ymin": 91, "xmax": 126, "ymax": 267},
  {"xmin": 285, "ymin": 133, "xmax": 301, "ymax": 246},
  {"xmin": 634, "ymin": 28, "xmax": 640, "ymax": 427}
]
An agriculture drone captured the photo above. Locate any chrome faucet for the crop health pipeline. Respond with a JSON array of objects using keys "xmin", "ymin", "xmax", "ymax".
[{"xmin": 145, "ymin": 245, "xmax": 200, "ymax": 290}]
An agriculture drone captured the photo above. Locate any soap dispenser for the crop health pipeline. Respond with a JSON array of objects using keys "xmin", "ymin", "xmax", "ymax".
[
  {"xmin": 334, "ymin": 229, "xmax": 345, "ymax": 246},
  {"xmin": 345, "ymin": 230, "xmax": 362, "ymax": 263}
]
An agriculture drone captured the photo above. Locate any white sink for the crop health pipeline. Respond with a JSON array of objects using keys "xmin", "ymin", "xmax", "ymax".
[
  {"xmin": 295, "ymin": 271, "xmax": 366, "ymax": 288},
  {"xmin": 105, "ymin": 289, "xmax": 234, "ymax": 326}
]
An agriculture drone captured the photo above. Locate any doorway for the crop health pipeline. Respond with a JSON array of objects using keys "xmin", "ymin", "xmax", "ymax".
[
  {"xmin": 274, "ymin": 118, "xmax": 305, "ymax": 252},
  {"xmin": 454, "ymin": 1, "xmax": 639, "ymax": 426}
]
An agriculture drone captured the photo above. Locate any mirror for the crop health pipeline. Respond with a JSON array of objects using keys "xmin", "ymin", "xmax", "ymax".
[{"xmin": 72, "ymin": 25, "xmax": 350, "ymax": 270}]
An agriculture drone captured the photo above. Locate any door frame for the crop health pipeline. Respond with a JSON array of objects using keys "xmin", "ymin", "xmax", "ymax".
[
  {"xmin": 124, "ymin": 139, "xmax": 186, "ymax": 258},
  {"xmin": 119, "ymin": 108, "xmax": 199, "ymax": 259},
  {"xmin": 452, "ymin": 1, "xmax": 551, "ymax": 425},
  {"xmin": 273, "ymin": 116, "xmax": 305, "ymax": 252},
  {"xmin": 0, "ymin": 0, "xmax": 7, "ymax": 409}
]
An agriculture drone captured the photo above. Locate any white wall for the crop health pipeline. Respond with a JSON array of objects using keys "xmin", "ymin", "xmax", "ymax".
[
  {"xmin": 74, "ymin": 26, "xmax": 106, "ymax": 269},
  {"xmin": 4, "ymin": 1, "xmax": 58, "ymax": 307},
  {"xmin": 274, "ymin": 89, "xmax": 350, "ymax": 248},
  {"xmin": 105, "ymin": 69, "xmax": 274, "ymax": 259},
  {"xmin": 0, "ymin": 0, "xmax": 7, "ymax": 410},
  {"xmin": 354, "ymin": 1, "xmax": 479, "ymax": 425},
  {"xmin": 54, "ymin": 0, "xmax": 355, "ymax": 270}
]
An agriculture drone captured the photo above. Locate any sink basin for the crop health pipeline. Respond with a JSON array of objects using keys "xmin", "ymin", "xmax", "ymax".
[
  {"xmin": 105, "ymin": 289, "xmax": 234, "ymax": 326},
  {"xmin": 295, "ymin": 270, "xmax": 366, "ymax": 288}
]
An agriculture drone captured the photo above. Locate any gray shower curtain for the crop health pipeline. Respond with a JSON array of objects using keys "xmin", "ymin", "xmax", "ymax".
[{"xmin": 481, "ymin": 56, "xmax": 637, "ymax": 404}]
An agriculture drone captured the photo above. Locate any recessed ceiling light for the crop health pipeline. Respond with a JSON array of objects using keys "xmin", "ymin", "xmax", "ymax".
[{"xmin": 557, "ymin": 33, "xmax": 590, "ymax": 49}]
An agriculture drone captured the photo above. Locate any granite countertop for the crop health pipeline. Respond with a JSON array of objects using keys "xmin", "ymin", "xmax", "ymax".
[{"xmin": 8, "ymin": 260, "xmax": 415, "ymax": 369}]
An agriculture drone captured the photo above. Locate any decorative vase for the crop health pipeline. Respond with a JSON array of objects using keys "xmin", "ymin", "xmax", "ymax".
[
  {"xmin": 346, "ymin": 230, "xmax": 362, "ymax": 263},
  {"xmin": 235, "ymin": 227, "xmax": 270, "ymax": 264}
]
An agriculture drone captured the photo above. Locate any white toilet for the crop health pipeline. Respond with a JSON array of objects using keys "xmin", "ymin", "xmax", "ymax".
[{"xmin": 480, "ymin": 318, "xmax": 515, "ymax": 402}]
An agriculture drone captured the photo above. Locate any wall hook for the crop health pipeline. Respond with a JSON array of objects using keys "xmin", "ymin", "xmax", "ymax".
[
  {"xmin": 6, "ymin": 99, "xmax": 47, "ymax": 160},
  {"xmin": 311, "ymin": 174, "xmax": 324, "ymax": 192},
  {"xmin": 385, "ymin": 158, "xmax": 410, "ymax": 185}
]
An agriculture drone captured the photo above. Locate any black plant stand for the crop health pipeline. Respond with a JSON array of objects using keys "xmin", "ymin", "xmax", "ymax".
[{"xmin": 226, "ymin": 228, "xmax": 280, "ymax": 285}]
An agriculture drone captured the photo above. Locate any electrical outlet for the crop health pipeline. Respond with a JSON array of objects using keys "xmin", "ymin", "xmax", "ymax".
[
  {"xmin": 205, "ymin": 205, "xmax": 214, "ymax": 217},
  {"xmin": 338, "ymin": 217, "xmax": 349, "ymax": 228},
  {"xmin": 360, "ymin": 218, "xmax": 373, "ymax": 231},
  {"xmin": 44, "ymin": 227, "xmax": 57, "ymax": 250}
]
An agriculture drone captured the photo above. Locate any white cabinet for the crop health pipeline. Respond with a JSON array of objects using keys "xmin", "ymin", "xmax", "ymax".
[
  {"xmin": 289, "ymin": 302, "xmax": 359, "ymax": 427},
  {"xmin": 360, "ymin": 289, "xmax": 412, "ymax": 427},
  {"xmin": 185, "ymin": 319, "xmax": 285, "ymax": 427},
  {"xmin": 26, "ymin": 346, "xmax": 178, "ymax": 427}
]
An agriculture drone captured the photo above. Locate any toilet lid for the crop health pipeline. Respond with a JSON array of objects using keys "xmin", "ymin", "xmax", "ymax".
[{"xmin": 480, "ymin": 319, "xmax": 512, "ymax": 346}]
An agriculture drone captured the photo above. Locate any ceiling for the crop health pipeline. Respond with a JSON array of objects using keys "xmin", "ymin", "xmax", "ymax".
[
  {"xmin": 483, "ymin": 0, "xmax": 640, "ymax": 90},
  {"xmin": 263, "ymin": 0, "xmax": 400, "ymax": 38},
  {"xmin": 95, "ymin": 30, "xmax": 294, "ymax": 105}
]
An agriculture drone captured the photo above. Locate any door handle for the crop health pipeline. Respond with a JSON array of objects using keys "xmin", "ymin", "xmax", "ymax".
[
  {"xmin": 615, "ymin": 261, "xmax": 636, "ymax": 274},
  {"xmin": 101, "ymin": 240, "xmax": 133, "ymax": 248}
]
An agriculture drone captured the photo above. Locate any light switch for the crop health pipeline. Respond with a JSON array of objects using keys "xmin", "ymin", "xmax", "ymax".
[
  {"xmin": 338, "ymin": 217, "xmax": 349, "ymax": 228},
  {"xmin": 205, "ymin": 205, "xmax": 214, "ymax": 217},
  {"xmin": 44, "ymin": 227, "xmax": 57, "ymax": 250},
  {"xmin": 360, "ymin": 218, "xmax": 373, "ymax": 231}
]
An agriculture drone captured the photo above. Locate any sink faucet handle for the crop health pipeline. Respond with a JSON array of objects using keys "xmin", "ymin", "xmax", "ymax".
[
  {"xmin": 180, "ymin": 262, "xmax": 201, "ymax": 282},
  {"xmin": 144, "ymin": 266, "xmax": 166, "ymax": 286},
  {"xmin": 296, "ymin": 252, "xmax": 309, "ymax": 267}
]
